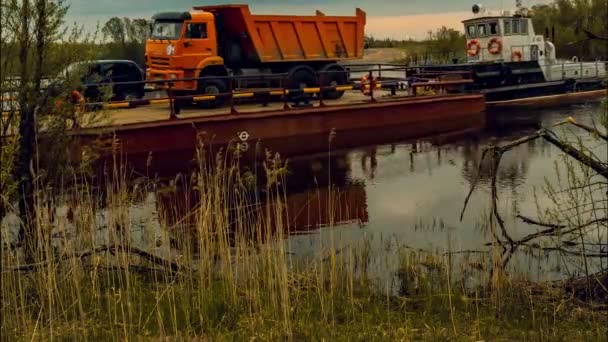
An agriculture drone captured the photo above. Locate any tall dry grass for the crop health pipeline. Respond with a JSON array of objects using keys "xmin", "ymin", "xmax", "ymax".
[{"xmin": 1, "ymin": 140, "xmax": 606, "ymax": 341}]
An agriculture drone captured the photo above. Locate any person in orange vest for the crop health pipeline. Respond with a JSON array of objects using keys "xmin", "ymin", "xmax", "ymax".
[{"xmin": 69, "ymin": 86, "xmax": 85, "ymax": 128}]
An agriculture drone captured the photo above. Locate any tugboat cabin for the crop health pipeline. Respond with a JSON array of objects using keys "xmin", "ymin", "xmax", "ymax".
[
  {"xmin": 463, "ymin": 8, "xmax": 552, "ymax": 65},
  {"xmin": 413, "ymin": 3, "xmax": 606, "ymax": 101}
]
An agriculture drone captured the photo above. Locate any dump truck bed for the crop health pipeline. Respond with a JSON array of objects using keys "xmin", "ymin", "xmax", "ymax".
[{"xmin": 194, "ymin": 4, "xmax": 366, "ymax": 68}]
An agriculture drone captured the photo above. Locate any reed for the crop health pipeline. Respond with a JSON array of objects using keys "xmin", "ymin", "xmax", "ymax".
[{"xmin": 0, "ymin": 140, "xmax": 606, "ymax": 341}]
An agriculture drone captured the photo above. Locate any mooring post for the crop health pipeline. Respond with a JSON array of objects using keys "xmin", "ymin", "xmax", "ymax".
[
  {"xmin": 318, "ymin": 72, "xmax": 326, "ymax": 107},
  {"xmin": 229, "ymin": 75, "xmax": 238, "ymax": 115},
  {"xmin": 369, "ymin": 70, "xmax": 377, "ymax": 103},
  {"xmin": 282, "ymin": 78, "xmax": 290, "ymax": 110},
  {"xmin": 168, "ymin": 82, "xmax": 178, "ymax": 119}
]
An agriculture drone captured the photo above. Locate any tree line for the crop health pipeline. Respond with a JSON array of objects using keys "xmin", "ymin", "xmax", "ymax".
[
  {"xmin": 365, "ymin": 26, "xmax": 467, "ymax": 64},
  {"xmin": 100, "ymin": 17, "xmax": 151, "ymax": 67},
  {"xmin": 531, "ymin": 0, "xmax": 608, "ymax": 60}
]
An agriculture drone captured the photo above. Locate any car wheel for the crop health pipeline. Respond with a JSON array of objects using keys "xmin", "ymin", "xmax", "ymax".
[{"xmin": 121, "ymin": 90, "xmax": 140, "ymax": 102}]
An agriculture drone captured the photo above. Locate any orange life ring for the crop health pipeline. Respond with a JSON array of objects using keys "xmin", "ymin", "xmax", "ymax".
[
  {"xmin": 360, "ymin": 74, "xmax": 376, "ymax": 96},
  {"xmin": 511, "ymin": 51, "xmax": 523, "ymax": 62},
  {"xmin": 488, "ymin": 38, "xmax": 502, "ymax": 55},
  {"xmin": 467, "ymin": 40, "xmax": 481, "ymax": 57}
]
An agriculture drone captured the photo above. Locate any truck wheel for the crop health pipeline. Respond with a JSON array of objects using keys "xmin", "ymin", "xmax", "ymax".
[
  {"xmin": 288, "ymin": 68, "xmax": 316, "ymax": 100},
  {"xmin": 321, "ymin": 68, "xmax": 347, "ymax": 100},
  {"xmin": 197, "ymin": 78, "xmax": 227, "ymax": 109}
]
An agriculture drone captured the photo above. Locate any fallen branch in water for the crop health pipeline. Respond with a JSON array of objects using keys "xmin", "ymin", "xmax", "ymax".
[
  {"xmin": 110, "ymin": 245, "xmax": 183, "ymax": 273},
  {"xmin": 2, "ymin": 246, "xmax": 112, "ymax": 272},
  {"xmin": 541, "ymin": 131, "xmax": 608, "ymax": 179},
  {"xmin": 460, "ymin": 118, "xmax": 608, "ymax": 273},
  {"xmin": 515, "ymin": 216, "xmax": 607, "ymax": 245},
  {"xmin": 3, "ymin": 244, "xmax": 184, "ymax": 273},
  {"xmin": 461, "ymin": 121, "xmax": 608, "ymax": 224},
  {"xmin": 524, "ymin": 270, "xmax": 608, "ymax": 305}
]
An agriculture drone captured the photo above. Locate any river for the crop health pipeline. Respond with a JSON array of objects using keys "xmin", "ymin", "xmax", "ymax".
[{"xmin": 2, "ymin": 99, "xmax": 606, "ymax": 283}]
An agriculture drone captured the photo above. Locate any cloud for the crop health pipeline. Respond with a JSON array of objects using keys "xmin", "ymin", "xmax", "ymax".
[
  {"xmin": 367, "ymin": 12, "xmax": 471, "ymax": 40},
  {"xmin": 64, "ymin": 0, "xmax": 551, "ymax": 40}
]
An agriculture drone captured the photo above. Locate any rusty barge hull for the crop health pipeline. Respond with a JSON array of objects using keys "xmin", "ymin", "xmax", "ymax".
[{"xmin": 76, "ymin": 94, "xmax": 486, "ymax": 156}]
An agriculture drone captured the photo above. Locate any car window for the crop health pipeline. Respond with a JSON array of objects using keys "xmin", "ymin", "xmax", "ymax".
[
  {"xmin": 100, "ymin": 63, "xmax": 113, "ymax": 77},
  {"xmin": 83, "ymin": 64, "xmax": 103, "ymax": 84},
  {"xmin": 110, "ymin": 63, "xmax": 133, "ymax": 82},
  {"xmin": 125, "ymin": 63, "xmax": 142, "ymax": 81},
  {"xmin": 113, "ymin": 63, "xmax": 128, "ymax": 77}
]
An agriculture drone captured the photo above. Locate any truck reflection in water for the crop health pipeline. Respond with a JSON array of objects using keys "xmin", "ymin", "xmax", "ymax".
[
  {"xmin": 87, "ymin": 112, "xmax": 486, "ymax": 252},
  {"xmin": 107, "ymin": 149, "xmax": 368, "ymax": 252}
]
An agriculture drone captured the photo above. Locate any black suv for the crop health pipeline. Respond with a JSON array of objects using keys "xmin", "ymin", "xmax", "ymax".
[{"xmin": 54, "ymin": 60, "xmax": 146, "ymax": 102}]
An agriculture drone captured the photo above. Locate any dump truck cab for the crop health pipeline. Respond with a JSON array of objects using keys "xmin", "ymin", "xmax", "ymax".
[{"xmin": 146, "ymin": 11, "xmax": 226, "ymax": 92}]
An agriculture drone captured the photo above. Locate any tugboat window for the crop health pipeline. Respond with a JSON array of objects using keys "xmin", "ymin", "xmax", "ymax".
[
  {"xmin": 520, "ymin": 20, "xmax": 528, "ymax": 34},
  {"xmin": 489, "ymin": 22, "xmax": 499, "ymax": 35},
  {"xmin": 477, "ymin": 24, "xmax": 487, "ymax": 37},
  {"xmin": 504, "ymin": 20, "xmax": 511, "ymax": 35},
  {"xmin": 467, "ymin": 25, "xmax": 477, "ymax": 38},
  {"xmin": 512, "ymin": 19, "xmax": 520, "ymax": 34}
]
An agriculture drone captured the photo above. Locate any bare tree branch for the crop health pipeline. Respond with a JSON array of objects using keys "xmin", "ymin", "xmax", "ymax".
[
  {"xmin": 542, "ymin": 131, "xmax": 608, "ymax": 179},
  {"xmin": 566, "ymin": 117, "xmax": 608, "ymax": 142},
  {"xmin": 517, "ymin": 215, "xmax": 565, "ymax": 229},
  {"xmin": 516, "ymin": 217, "xmax": 608, "ymax": 245}
]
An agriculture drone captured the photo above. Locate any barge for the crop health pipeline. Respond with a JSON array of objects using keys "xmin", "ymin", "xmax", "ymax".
[{"xmin": 74, "ymin": 90, "xmax": 485, "ymax": 157}]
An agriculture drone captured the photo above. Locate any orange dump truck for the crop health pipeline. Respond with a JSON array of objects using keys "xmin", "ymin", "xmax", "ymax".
[{"xmin": 145, "ymin": 4, "xmax": 366, "ymax": 100}]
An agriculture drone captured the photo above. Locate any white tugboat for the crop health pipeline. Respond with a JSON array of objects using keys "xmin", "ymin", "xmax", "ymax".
[{"xmin": 419, "ymin": 1, "xmax": 607, "ymax": 106}]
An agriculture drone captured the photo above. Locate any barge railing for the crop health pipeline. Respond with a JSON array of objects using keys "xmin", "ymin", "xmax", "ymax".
[{"xmin": 0, "ymin": 64, "xmax": 493, "ymax": 119}]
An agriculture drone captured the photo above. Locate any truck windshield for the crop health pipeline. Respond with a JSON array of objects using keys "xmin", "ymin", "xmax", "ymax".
[{"xmin": 151, "ymin": 21, "xmax": 183, "ymax": 40}]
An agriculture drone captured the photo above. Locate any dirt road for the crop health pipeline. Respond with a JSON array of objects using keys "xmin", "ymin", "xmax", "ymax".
[{"xmin": 344, "ymin": 48, "xmax": 406, "ymax": 64}]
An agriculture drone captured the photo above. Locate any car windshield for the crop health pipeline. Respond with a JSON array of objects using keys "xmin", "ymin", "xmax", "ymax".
[
  {"xmin": 57, "ymin": 62, "xmax": 93, "ymax": 79},
  {"xmin": 151, "ymin": 21, "xmax": 183, "ymax": 40}
]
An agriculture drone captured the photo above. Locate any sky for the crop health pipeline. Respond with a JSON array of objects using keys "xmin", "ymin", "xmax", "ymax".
[{"xmin": 65, "ymin": 0, "xmax": 552, "ymax": 40}]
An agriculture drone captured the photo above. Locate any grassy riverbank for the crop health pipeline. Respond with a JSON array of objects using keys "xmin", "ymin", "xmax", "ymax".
[{"xmin": 1, "ymin": 150, "xmax": 606, "ymax": 341}]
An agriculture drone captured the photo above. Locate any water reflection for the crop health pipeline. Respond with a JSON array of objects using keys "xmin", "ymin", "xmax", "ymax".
[{"xmin": 93, "ymin": 102, "xmax": 603, "ymax": 247}]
